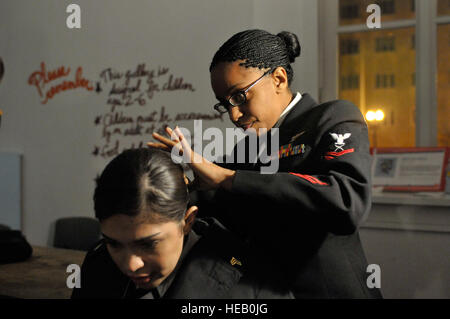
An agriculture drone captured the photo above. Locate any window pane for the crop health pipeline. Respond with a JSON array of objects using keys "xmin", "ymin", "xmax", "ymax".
[
  {"xmin": 339, "ymin": 28, "xmax": 416, "ymax": 147},
  {"xmin": 339, "ymin": 0, "xmax": 415, "ymax": 26},
  {"xmin": 437, "ymin": 0, "xmax": 450, "ymax": 16},
  {"xmin": 437, "ymin": 24, "xmax": 450, "ymax": 146}
]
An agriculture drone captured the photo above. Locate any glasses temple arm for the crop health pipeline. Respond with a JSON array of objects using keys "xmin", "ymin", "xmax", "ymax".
[{"xmin": 244, "ymin": 70, "xmax": 273, "ymax": 93}]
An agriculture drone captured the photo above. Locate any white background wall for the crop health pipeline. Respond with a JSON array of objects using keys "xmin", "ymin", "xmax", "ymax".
[
  {"xmin": 360, "ymin": 227, "xmax": 450, "ymax": 298},
  {"xmin": 0, "ymin": 0, "xmax": 319, "ymax": 246},
  {"xmin": 360, "ymin": 201, "xmax": 450, "ymax": 299}
]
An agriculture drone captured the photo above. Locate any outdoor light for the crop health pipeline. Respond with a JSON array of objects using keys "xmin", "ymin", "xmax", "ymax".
[
  {"xmin": 366, "ymin": 111, "xmax": 376, "ymax": 122},
  {"xmin": 375, "ymin": 110, "xmax": 385, "ymax": 121},
  {"xmin": 365, "ymin": 109, "xmax": 385, "ymax": 148},
  {"xmin": 365, "ymin": 109, "xmax": 385, "ymax": 122}
]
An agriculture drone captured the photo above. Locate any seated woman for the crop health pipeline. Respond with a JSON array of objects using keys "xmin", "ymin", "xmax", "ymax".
[{"xmin": 71, "ymin": 148, "xmax": 293, "ymax": 299}]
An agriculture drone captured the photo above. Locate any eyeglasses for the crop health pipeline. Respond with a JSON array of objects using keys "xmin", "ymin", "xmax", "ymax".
[{"xmin": 213, "ymin": 69, "xmax": 273, "ymax": 114}]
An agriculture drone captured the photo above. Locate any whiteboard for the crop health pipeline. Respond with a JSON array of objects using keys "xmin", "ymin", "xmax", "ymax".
[{"xmin": 0, "ymin": 0, "xmax": 318, "ymax": 245}]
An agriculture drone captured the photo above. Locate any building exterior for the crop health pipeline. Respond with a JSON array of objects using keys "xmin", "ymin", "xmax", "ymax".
[{"xmin": 338, "ymin": 0, "xmax": 449, "ymax": 147}]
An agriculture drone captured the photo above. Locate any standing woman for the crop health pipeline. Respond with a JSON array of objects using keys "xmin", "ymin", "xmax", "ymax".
[{"xmin": 149, "ymin": 29, "xmax": 382, "ymax": 299}]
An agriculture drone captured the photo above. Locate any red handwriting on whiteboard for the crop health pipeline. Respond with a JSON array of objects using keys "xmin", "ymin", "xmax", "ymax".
[{"xmin": 28, "ymin": 62, "xmax": 94, "ymax": 104}]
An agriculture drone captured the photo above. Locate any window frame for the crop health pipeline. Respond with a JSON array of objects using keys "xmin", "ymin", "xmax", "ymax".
[{"xmin": 319, "ymin": 0, "xmax": 449, "ymax": 147}]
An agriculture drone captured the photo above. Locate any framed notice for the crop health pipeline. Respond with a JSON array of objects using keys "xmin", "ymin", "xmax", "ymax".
[{"xmin": 370, "ymin": 147, "xmax": 450, "ymax": 192}]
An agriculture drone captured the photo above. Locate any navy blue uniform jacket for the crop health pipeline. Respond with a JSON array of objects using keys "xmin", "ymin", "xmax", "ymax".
[
  {"xmin": 71, "ymin": 218, "xmax": 294, "ymax": 299},
  {"xmin": 192, "ymin": 93, "xmax": 383, "ymax": 299}
]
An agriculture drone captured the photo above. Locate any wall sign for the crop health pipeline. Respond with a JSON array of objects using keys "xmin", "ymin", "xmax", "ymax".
[
  {"xmin": 27, "ymin": 62, "xmax": 94, "ymax": 104},
  {"xmin": 371, "ymin": 147, "xmax": 450, "ymax": 192}
]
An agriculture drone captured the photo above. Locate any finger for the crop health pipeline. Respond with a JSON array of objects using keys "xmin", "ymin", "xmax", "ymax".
[
  {"xmin": 165, "ymin": 126, "xmax": 174, "ymax": 138},
  {"xmin": 174, "ymin": 126, "xmax": 191, "ymax": 151},
  {"xmin": 174, "ymin": 126, "xmax": 205, "ymax": 164},
  {"xmin": 152, "ymin": 132, "xmax": 178, "ymax": 147},
  {"xmin": 166, "ymin": 126, "xmax": 181, "ymax": 147},
  {"xmin": 173, "ymin": 126, "xmax": 186, "ymax": 142},
  {"xmin": 148, "ymin": 142, "xmax": 184, "ymax": 155},
  {"xmin": 147, "ymin": 142, "xmax": 168, "ymax": 148},
  {"xmin": 147, "ymin": 142, "xmax": 171, "ymax": 152}
]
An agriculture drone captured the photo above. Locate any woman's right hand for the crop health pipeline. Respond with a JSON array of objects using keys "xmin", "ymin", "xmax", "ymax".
[
  {"xmin": 147, "ymin": 126, "xmax": 183, "ymax": 154},
  {"xmin": 148, "ymin": 126, "xmax": 236, "ymax": 191}
]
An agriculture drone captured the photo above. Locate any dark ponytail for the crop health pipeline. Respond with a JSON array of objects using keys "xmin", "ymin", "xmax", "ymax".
[{"xmin": 210, "ymin": 29, "xmax": 301, "ymax": 85}]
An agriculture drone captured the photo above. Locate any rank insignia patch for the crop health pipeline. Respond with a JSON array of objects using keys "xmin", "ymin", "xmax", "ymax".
[
  {"xmin": 330, "ymin": 133, "xmax": 351, "ymax": 152},
  {"xmin": 278, "ymin": 143, "xmax": 306, "ymax": 159},
  {"xmin": 324, "ymin": 148, "xmax": 355, "ymax": 160},
  {"xmin": 230, "ymin": 257, "xmax": 242, "ymax": 267}
]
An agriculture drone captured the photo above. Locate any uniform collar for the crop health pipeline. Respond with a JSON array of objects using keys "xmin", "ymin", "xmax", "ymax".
[
  {"xmin": 278, "ymin": 93, "xmax": 318, "ymax": 132},
  {"xmin": 155, "ymin": 230, "xmax": 200, "ymax": 297},
  {"xmin": 273, "ymin": 92, "xmax": 302, "ymax": 128},
  {"xmin": 161, "ymin": 218, "xmax": 245, "ymax": 298}
]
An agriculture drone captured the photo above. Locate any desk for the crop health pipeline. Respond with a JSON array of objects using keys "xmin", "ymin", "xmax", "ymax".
[{"xmin": 0, "ymin": 246, "xmax": 86, "ymax": 299}]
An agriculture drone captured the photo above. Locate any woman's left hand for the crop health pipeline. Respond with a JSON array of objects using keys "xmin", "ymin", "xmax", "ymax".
[{"xmin": 147, "ymin": 126, "xmax": 236, "ymax": 191}]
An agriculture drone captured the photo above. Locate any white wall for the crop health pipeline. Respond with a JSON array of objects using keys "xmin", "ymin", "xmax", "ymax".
[
  {"xmin": 0, "ymin": 0, "xmax": 319, "ymax": 246},
  {"xmin": 253, "ymin": 0, "xmax": 319, "ymax": 100},
  {"xmin": 360, "ymin": 227, "xmax": 450, "ymax": 299},
  {"xmin": 360, "ymin": 203, "xmax": 450, "ymax": 299}
]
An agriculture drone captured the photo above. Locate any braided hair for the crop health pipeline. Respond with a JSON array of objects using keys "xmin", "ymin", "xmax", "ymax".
[{"xmin": 210, "ymin": 29, "xmax": 301, "ymax": 85}]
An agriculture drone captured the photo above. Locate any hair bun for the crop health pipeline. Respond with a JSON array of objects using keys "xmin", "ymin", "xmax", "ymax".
[{"xmin": 277, "ymin": 31, "xmax": 301, "ymax": 63}]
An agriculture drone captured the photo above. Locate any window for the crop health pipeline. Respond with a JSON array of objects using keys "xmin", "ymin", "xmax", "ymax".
[
  {"xmin": 376, "ymin": 74, "xmax": 396, "ymax": 88},
  {"xmin": 391, "ymin": 74, "xmax": 396, "ymax": 87},
  {"xmin": 438, "ymin": 0, "xmax": 450, "ymax": 16},
  {"xmin": 341, "ymin": 74, "xmax": 360, "ymax": 90},
  {"xmin": 377, "ymin": 0, "xmax": 396, "ymax": 14},
  {"xmin": 437, "ymin": 0, "xmax": 450, "ymax": 146},
  {"xmin": 339, "ymin": 0, "xmax": 414, "ymax": 25},
  {"xmin": 337, "ymin": 27, "xmax": 415, "ymax": 147},
  {"xmin": 437, "ymin": 23, "xmax": 450, "ymax": 146},
  {"xmin": 340, "ymin": 4, "xmax": 359, "ymax": 20},
  {"xmin": 376, "ymin": 36, "xmax": 396, "ymax": 51},
  {"xmin": 320, "ymin": 0, "xmax": 450, "ymax": 148},
  {"xmin": 340, "ymin": 39, "xmax": 360, "ymax": 54}
]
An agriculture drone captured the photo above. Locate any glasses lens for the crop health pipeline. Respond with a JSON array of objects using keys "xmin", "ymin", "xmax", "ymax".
[{"xmin": 229, "ymin": 92, "xmax": 246, "ymax": 106}]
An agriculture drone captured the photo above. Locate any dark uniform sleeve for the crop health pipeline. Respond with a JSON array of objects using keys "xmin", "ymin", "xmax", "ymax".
[{"xmin": 230, "ymin": 101, "xmax": 372, "ymax": 235}]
